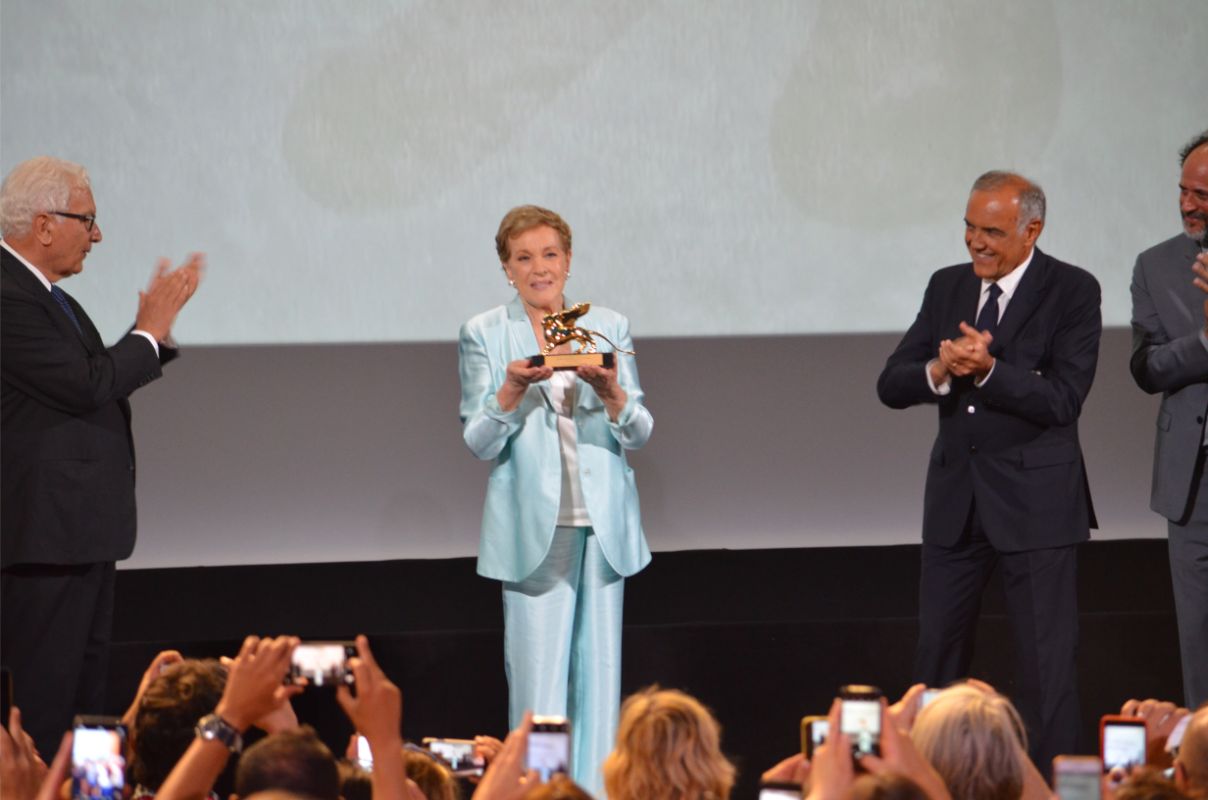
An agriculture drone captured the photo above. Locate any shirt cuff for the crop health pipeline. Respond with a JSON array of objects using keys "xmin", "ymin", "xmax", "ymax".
[
  {"xmin": 132, "ymin": 330, "xmax": 160, "ymax": 356},
  {"xmin": 925, "ymin": 360, "xmax": 951, "ymax": 396},
  {"xmin": 974, "ymin": 359, "xmax": 996, "ymax": 387}
]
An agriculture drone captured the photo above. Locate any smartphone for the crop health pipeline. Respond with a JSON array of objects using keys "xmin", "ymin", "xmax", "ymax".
[
  {"xmin": 800, "ymin": 715, "xmax": 828, "ymax": 759},
  {"xmin": 920, "ymin": 688, "xmax": 943, "ymax": 709},
  {"xmin": 1099, "ymin": 716, "xmax": 1146, "ymax": 772},
  {"xmin": 759, "ymin": 783, "xmax": 804, "ymax": 799},
  {"xmin": 1, "ymin": 668, "xmax": 12, "ymax": 725},
  {"xmin": 288, "ymin": 641, "xmax": 356, "ymax": 688},
  {"xmin": 527, "ymin": 715, "xmax": 570, "ymax": 781},
  {"xmin": 423, "ymin": 738, "xmax": 486, "ymax": 777},
  {"xmin": 839, "ymin": 685, "xmax": 882, "ymax": 759},
  {"xmin": 355, "ymin": 734, "xmax": 373, "ymax": 770},
  {"xmin": 71, "ymin": 715, "xmax": 127, "ymax": 800},
  {"xmin": 1053, "ymin": 755, "xmax": 1102, "ymax": 800}
]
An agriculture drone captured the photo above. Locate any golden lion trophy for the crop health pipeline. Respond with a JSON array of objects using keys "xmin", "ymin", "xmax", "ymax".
[{"xmin": 528, "ymin": 302, "xmax": 635, "ymax": 370}]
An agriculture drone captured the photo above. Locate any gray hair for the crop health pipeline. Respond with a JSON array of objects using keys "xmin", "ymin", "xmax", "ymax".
[
  {"xmin": 912, "ymin": 685, "xmax": 1028, "ymax": 800},
  {"xmin": 1179, "ymin": 129, "xmax": 1208, "ymax": 166},
  {"xmin": 0, "ymin": 156, "xmax": 91, "ymax": 238},
  {"xmin": 971, "ymin": 170, "xmax": 1046, "ymax": 232}
]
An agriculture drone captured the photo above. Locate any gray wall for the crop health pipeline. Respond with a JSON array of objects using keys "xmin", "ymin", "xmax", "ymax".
[{"xmin": 126, "ymin": 327, "xmax": 1162, "ymax": 569}]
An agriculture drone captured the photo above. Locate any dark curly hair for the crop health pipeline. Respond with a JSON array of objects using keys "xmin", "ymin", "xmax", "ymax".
[
  {"xmin": 1179, "ymin": 129, "xmax": 1208, "ymax": 165},
  {"xmin": 129, "ymin": 660, "xmax": 227, "ymax": 791}
]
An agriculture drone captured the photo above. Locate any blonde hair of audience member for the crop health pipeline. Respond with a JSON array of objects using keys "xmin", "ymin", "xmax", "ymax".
[
  {"xmin": 402, "ymin": 750, "xmax": 459, "ymax": 800},
  {"xmin": 1175, "ymin": 707, "xmax": 1208, "ymax": 799},
  {"xmin": 522, "ymin": 775, "xmax": 595, "ymax": 800},
  {"xmin": 910, "ymin": 685, "xmax": 1027, "ymax": 800},
  {"xmin": 602, "ymin": 686, "xmax": 736, "ymax": 800}
]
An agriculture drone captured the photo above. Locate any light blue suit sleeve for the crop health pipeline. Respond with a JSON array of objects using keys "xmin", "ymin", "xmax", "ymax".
[
  {"xmin": 605, "ymin": 314, "xmax": 653, "ymax": 450},
  {"xmin": 459, "ymin": 317, "xmax": 525, "ymax": 460}
]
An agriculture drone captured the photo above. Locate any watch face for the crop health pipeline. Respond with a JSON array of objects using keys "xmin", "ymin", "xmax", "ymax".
[{"xmin": 197, "ymin": 715, "xmax": 241, "ymax": 752}]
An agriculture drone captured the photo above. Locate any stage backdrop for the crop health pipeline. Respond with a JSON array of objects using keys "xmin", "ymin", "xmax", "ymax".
[{"xmin": 0, "ymin": 0, "xmax": 1193, "ymax": 567}]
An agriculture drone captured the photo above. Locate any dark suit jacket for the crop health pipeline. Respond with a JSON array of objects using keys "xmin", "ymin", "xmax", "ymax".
[
  {"xmin": 1130, "ymin": 234, "xmax": 1208, "ymax": 522},
  {"xmin": 877, "ymin": 248, "xmax": 1101, "ymax": 552},
  {"xmin": 1, "ymin": 247, "xmax": 175, "ymax": 568}
]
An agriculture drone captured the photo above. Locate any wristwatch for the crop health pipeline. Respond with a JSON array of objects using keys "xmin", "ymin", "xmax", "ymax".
[{"xmin": 195, "ymin": 714, "xmax": 243, "ymax": 753}]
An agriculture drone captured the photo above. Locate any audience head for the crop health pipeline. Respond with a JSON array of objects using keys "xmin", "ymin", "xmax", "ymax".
[
  {"xmin": 849, "ymin": 772, "xmax": 931, "ymax": 800},
  {"xmin": 522, "ymin": 775, "xmax": 594, "ymax": 800},
  {"xmin": 1117, "ymin": 769, "xmax": 1195, "ymax": 800},
  {"xmin": 910, "ymin": 685, "xmax": 1027, "ymax": 800},
  {"xmin": 129, "ymin": 659, "xmax": 227, "ymax": 791},
  {"xmin": 235, "ymin": 727, "xmax": 340, "ymax": 800},
  {"xmin": 402, "ymin": 749, "xmax": 459, "ymax": 800},
  {"xmin": 1175, "ymin": 706, "xmax": 1208, "ymax": 799},
  {"xmin": 335, "ymin": 762, "xmax": 371, "ymax": 800},
  {"xmin": 602, "ymin": 685, "xmax": 736, "ymax": 800}
]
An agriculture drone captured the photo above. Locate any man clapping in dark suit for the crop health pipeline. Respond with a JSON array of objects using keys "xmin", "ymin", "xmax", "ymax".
[
  {"xmin": 1130, "ymin": 130, "xmax": 1208, "ymax": 709},
  {"xmin": 878, "ymin": 171, "xmax": 1101, "ymax": 768},
  {"xmin": 0, "ymin": 156, "xmax": 202, "ymax": 755}
]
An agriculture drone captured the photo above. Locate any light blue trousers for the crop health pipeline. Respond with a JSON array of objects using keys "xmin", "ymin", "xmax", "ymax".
[{"xmin": 502, "ymin": 527, "xmax": 624, "ymax": 797}]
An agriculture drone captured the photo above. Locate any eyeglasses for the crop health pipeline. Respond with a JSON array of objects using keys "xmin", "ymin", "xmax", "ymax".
[{"xmin": 50, "ymin": 211, "xmax": 97, "ymax": 232}]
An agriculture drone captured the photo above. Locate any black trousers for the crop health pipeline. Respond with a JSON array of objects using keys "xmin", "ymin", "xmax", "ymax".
[
  {"xmin": 914, "ymin": 508, "xmax": 1080, "ymax": 773},
  {"xmin": 1, "ymin": 562, "xmax": 116, "ymax": 757}
]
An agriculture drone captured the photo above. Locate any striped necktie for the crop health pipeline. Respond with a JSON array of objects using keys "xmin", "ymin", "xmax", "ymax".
[{"xmin": 50, "ymin": 285, "xmax": 83, "ymax": 333}]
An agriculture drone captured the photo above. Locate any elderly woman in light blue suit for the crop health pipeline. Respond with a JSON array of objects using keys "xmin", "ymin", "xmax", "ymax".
[{"xmin": 458, "ymin": 205, "xmax": 652, "ymax": 794}]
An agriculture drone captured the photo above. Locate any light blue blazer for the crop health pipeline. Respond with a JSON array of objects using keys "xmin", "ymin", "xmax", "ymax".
[{"xmin": 459, "ymin": 297, "xmax": 653, "ymax": 583}]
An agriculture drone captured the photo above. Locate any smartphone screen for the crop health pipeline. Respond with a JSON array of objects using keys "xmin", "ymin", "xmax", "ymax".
[
  {"xmin": 1102, "ymin": 723, "xmax": 1146, "ymax": 771},
  {"xmin": 527, "ymin": 717, "xmax": 570, "ymax": 782},
  {"xmin": 1054, "ymin": 757, "xmax": 1102, "ymax": 800},
  {"xmin": 759, "ymin": 788, "xmax": 803, "ymax": 800},
  {"xmin": 806, "ymin": 719, "xmax": 829, "ymax": 758},
  {"xmin": 289, "ymin": 641, "xmax": 356, "ymax": 687},
  {"xmin": 840, "ymin": 698, "xmax": 881, "ymax": 758},
  {"xmin": 425, "ymin": 738, "xmax": 485, "ymax": 777},
  {"xmin": 72, "ymin": 720, "xmax": 126, "ymax": 800},
  {"xmin": 356, "ymin": 735, "xmax": 373, "ymax": 770}
]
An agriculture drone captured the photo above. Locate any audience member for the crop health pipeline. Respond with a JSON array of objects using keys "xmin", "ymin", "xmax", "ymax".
[
  {"xmin": 910, "ymin": 685, "xmax": 1026, "ymax": 800},
  {"xmin": 1115, "ymin": 769, "xmax": 1195, "ymax": 800},
  {"xmin": 849, "ymin": 773, "xmax": 932, "ymax": 800},
  {"xmin": 1173, "ymin": 706, "xmax": 1208, "ymax": 800},
  {"xmin": 336, "ymin": 762, "xmax": 371, "ymax": 800},
  {"xmin": 602, "ymin": 686, "xmax": 736, "ymax": 800},
  {"xmin": 402, "ymin": 749, "xmax": 459, "ymax": 800},
  {"xmin": 235, "ymin": 727, "xmax": 339, "ymax": 800},
  {"xmin": 128, "ymin": 660, "xmax": 226, "ymax": 797},
  {"xmin": 521, "ymin": 775, "xmax": 593, "ymax": 800}
]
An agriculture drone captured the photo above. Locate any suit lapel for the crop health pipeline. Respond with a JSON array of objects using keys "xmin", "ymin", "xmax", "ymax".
[
  {"xmin": 506, "ymin": 295, "xmax": 552, "ymax": 409},
  {"xmin": 1, "ymin": 249, "xmax": 94, "ymax": 350},
  {"xmin": 990, "ymin": 248, "xmax": 1050, "ymax": 353}
]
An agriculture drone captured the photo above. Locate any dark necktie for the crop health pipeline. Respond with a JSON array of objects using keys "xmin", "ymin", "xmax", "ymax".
[
  {"xmin": 975, "ymin": 283, "xmax": 1002, "ymax": 337},
  {"xmin": 50, "ymin": 285, "xmax": 83, "ymax": 333}
]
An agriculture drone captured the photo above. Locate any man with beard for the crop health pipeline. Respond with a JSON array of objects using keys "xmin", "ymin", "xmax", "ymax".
[{"xmin": 1130, "ymin": 129, "xmax": 1208, "ymax": 709}]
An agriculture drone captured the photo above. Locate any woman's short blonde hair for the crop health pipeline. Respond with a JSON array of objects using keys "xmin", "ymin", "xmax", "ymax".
[
  {"xmin": 910, "ymin": 685, "xmax": 1028, "ymax": 800},
  {"xmin": 495, "ymin": 205, "xmax": 572, "ymax": 262},
  {"xmin": 602, "ymin": 686, "xmax": 736, "ymax": 800}
]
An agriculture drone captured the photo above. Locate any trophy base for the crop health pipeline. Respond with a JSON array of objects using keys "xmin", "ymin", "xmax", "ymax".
[{"xmin": 529, "ymin": 352, "xmax": 615, "ymax": 370}]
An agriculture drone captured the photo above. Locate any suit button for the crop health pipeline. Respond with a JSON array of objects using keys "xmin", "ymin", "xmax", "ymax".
[
  {"xmin": 1198, "ymin": 416, "xmax": 1205, "ymax": 425},
  {"xmin": 970, "ymin": 445, "xmax": 978, "ymax": 454},
  {"xmin": 967, "ymin": 405, "xmax": 976, "ymax": 414}
]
